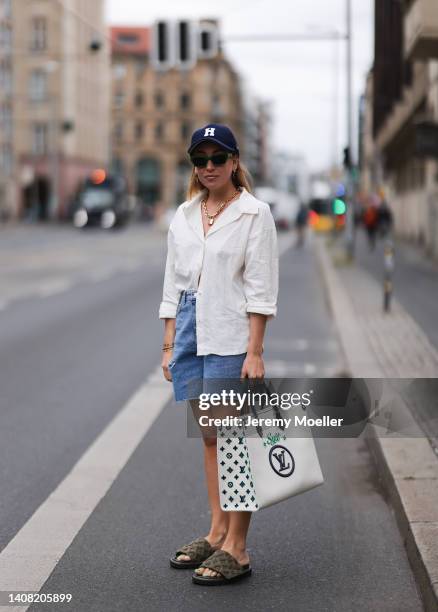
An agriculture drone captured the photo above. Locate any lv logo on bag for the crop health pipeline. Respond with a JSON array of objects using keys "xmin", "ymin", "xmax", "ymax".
[{"xmin": 269, "ymin": 445, "xmax": 295, "ymax": 477}]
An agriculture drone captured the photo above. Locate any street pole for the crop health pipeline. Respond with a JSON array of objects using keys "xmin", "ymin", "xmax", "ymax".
[
  {"xmin": 331, "ymin": 30, "xmax": 340, "ymax": 168},
  {"xmin": 345, "ymin": 0, "xmax": 355, "ymax": 259},
  {"xmin": 346, "ymin": 0, "xmax": 353, "ymax": 160}
]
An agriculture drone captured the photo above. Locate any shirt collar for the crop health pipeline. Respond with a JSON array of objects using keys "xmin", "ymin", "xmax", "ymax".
[
  {"xmin": 181, "ymin": 187, "xmax": 260, "ymax": 215},
  {"xmin": 181, "ymin": 187, "xmax": 259, "ymax": 241}
]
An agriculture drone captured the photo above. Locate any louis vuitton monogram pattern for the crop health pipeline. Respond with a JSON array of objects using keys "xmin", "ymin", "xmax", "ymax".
[{"xmin": 217, "ymin": 425, "xmax": 259, "ymax": 511}]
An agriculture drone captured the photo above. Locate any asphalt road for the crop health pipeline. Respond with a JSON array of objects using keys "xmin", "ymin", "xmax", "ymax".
[{"xmin": 0, "ymin": 225, "xmax": 424, "ymax": 611}]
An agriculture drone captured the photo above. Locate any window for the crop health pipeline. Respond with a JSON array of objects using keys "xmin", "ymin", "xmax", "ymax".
[
  {"xmin": 135, "ymin": 58, "xmax": 146, "ymax": 77},
  {"xmin": 29, "ymin": 69, "xmax": 47, "ymax": 102},
  {"xmin": 134, "ymin": 90, "xmax": 143, "ymax": 107},
  {"xmin": 181, "ymin": 121, "xmax": 190, "ymax": 140},
  {"xmin": 32, "ymin": 123, "xmax": 48, "ymax": 155},
  {"xmin": 0, "ymin": 60, "xmax": 12, "ymax": 94},
  {"xmin": 30, "ymin": 16, "xmax": 47, "ymax": 51},
  {"xmin": 0, "ymin": 103, "xmax": 12, "ymax": 137},
  {"xmin": 114, "ymin": 122, "xmax": 123, "ymax": 142},
  {"xmin": 1, "ymin": 0, "xmax": 12, "ymax": 19},
  {"xmin": 155, "ymin": 121, "xmax": 163, "ymax": 141},
  {"xmin": 117, "ymin": 33, "xmax": 139, "ymax": 45},
  {"xmin": 112, "ymin": 63, "xmax": 126, "ymax": 80},
  {"xmin": 5, "ymin": 0, "xmax": 12, "ymax": 17},
  {"xmin": 180, "ymin": 92, "xmax": 191, "ymax": 109},
  {"xmin": 111, "ymin": 157, "xmax": 124, "ymax": 175},
  {"xmin": 0, "ymin": 22, "xmax": 12, "ymax": 50},
  {"xmin": 114, "ymin": 90, "xmax": 124, "ymax": 108},
  {"xmin": 135, "ymin": 121, "xmax": 144, "ymax": 141},
  {"xmin": 154, "ymin": 91, "xmax": 164, "ymax": 108},
  {"xmin": 0, "ymin": 144, "xmax": 12, "ymax": 175}
]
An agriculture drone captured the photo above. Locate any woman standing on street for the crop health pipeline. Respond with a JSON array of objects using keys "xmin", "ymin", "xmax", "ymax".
[{"xmin": 159, "ymin": 124, "xmax": 279, "ymax": 585}]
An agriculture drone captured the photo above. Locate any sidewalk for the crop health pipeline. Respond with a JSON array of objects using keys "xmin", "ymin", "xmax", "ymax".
[
  {"xmin": 353, "ymin": 230, "xmax": 438, "ymax": 353},
  {"xmin": 315, "ymin": 234, "xmax": 438, "ymax": 612}
]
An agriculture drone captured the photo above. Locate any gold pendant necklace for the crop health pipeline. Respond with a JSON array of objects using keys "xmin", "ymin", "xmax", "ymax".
[{"xmin": 201, "ymin": 189, "xmax": 241, "ymax": 226}]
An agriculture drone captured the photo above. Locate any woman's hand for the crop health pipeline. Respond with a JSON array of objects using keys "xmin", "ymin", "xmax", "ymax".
[
  {"xmin": 241, "ymin": 352, "xmax": 265, "ymax": 379},
  {"xmin": 161, "ymin": 350, "xmax": 173, "ymax": 382}
]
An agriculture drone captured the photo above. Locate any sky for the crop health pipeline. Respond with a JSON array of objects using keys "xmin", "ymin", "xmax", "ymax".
[{"xmin": 107, "ymin": 0, "xmax": 374, "ymax": 172}]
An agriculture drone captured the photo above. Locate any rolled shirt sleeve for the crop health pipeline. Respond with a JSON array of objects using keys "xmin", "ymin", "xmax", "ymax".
[
  {"xmin": 243, "ymin": 205, "xmax": 279, "ymax": 320},
  {"xmin": 158, "ymin": 227, "xmax": 180, "ymax": 319}
]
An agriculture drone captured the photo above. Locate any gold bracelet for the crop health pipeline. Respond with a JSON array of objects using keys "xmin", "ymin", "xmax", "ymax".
[{"xmin": 162, "ymin": 345, "xmax": 174, "ymax": 351}]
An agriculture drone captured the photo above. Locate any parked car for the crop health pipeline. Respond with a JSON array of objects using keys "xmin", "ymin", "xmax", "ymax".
[{"xmin": 72, "ymin": 170, "xmax": 132, "ymax": 230}]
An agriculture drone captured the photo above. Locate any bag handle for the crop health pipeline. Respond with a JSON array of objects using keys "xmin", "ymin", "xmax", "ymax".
[{"xmin": 247, "ymin": 380, "xmax": 285, "ymax": 438}]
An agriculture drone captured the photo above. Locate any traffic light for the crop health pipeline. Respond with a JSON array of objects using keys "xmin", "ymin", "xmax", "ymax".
[
  {"xmin": 151, "ymin": 21, "xmax": 175, "ymax": 70},
  {"xmin": 197, "ymin": 21, "xmax": 219, "ymax": 59},
  {"xmin": 332, "ymin": 183, "xmax": 347, "ymax": 228},
  {"xmin": 343, "ymin": 146, "xmax": 352, "ymax": 170},
  {"xmin": 332, "ymin": 198, "xmax": 346, "ymax": 215},
  {"xmin": 175, "ymin": 20, "xmax": 196, "ymax": 70},
  {"xmin": 151, "ymin": 20, "xmax": 219, "ymax": 71}
]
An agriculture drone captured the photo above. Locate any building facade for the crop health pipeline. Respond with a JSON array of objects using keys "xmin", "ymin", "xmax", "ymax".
[
  {"xmin": 110, "ymin": 22, "xmax": 247, "ymax": 216},
  {"xmin": 363, "ymin": 0, "xmax": 438, "ymax": 257},
  {"xmin": 0, "ymin": 0, "xmax": 109, "ymax": 221},
  {"xmin": 0, "ymin": 0, "xmax": 13, "ymax": 219}
]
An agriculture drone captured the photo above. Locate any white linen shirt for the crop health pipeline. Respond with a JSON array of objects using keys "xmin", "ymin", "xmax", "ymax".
[{"xmin": 158, "ymin": 187, "xmax": 279, "ymax": 356}]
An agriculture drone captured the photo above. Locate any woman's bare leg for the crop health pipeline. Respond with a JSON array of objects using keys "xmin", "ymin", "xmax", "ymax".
[
  {"xmin": 195, "ymin": 510, "xmax": 252, "ymax": 577},
  {"xmin": 190, "ymin": 399, "xmax": 252, "ymax": 577},
  {"xmin": 176, "ymin": 399, "xmax": 229, "ymax": 563}
]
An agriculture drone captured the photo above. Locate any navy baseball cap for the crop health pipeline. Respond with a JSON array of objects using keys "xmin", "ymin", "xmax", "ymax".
[{"xmin": 187, "ymin": 123, "xmax": 239, "ymax": 155}]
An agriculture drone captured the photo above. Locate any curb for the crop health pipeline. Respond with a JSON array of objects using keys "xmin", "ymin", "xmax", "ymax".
[{"xmin": 314, "ymin": 235, "xmax": 438, "ymax": 612}]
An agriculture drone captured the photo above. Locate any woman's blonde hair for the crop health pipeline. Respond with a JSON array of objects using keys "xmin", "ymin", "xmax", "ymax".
[{"xmin": 186, "ymin": 153, "xmax": 253, "ymax": 200}]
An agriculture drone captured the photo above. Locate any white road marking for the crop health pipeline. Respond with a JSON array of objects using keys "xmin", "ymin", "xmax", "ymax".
[
  {"xmin": 87, "ymin": 268, "xmax": 115, "ymax": 282},
  {"xmin": 0, "ymin": 366, "xmax": 173, "ymax": 610},
  {"xmin": 36, "ymin": 279, "xmax": 73, "ymax": 298},
  {"xmin": 267, "ymin": 338, "xmax": 309, "ymax": 351},
  {"xmin": 264, "ymin": 360, "xmax": 318, "ymax": 376},
  {"xmin": 264, "ymin": 359, "xmax": 347, "ymax": 378},
  {"xmin": 266, "ymin": 338, "xmax": 340, "ymax": 352}
]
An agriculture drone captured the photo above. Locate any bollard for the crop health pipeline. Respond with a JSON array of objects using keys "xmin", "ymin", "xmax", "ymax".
[{"xmin": 383, "ymin": 240, "xmax": 394, "ymax": 312}]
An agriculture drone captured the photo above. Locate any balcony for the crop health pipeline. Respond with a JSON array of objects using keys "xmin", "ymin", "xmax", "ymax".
[{"xmin": 405, "ymin": 0, "xmax": 438, "ymax": 60}]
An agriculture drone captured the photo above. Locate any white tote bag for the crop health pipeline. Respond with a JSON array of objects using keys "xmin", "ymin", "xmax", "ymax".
[{"xmin": 217, "ymin": 402, "xmax": 324, "ymax": 511}]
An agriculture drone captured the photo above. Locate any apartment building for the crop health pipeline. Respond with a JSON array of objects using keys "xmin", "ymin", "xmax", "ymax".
[
  {"xmin": 0, "ymin": 0, "xmax": 109, "ymax": 221},
  {"xmin": 110, "ymin": 22, "xmax": 247, "ymax": 215},
  {"xmin": 364, "ymin": 0, "xmax": 438, "ymax": 257},
  {"xmin": 0, "ymin": 0, "xmax": 13, "ymax": 219}
]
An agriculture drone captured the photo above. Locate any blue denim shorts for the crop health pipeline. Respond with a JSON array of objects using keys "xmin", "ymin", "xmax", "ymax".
[{"xmin": 169, "ymin": 289, "xmax": 247, "ymax": 402}]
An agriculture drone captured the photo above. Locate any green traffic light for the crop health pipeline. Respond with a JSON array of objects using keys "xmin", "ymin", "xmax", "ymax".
[{"xmin": 333, "ymin": 198, "xmax": 346, "ymax": 215}]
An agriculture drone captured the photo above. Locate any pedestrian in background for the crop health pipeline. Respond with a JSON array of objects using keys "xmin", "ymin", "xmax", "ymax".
[
  {"xmin": 377, "ymin": 189, "xmax": 393, "ymax": 238},
  {"xmin": 159, "ymin": 123, "xmax": 279, "ymax": 585},
  {"xmin": 295, "ymin": 202, "xmax": 308, "ymax": 247},
  {"xmin": 363, "ymin": 195, "xmax": 379, "ymax": 250}
]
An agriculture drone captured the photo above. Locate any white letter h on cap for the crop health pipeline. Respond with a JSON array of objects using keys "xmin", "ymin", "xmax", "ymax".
[{"xmin": 204, "ymin": 127, "xmax": 215, "ymax": 136}]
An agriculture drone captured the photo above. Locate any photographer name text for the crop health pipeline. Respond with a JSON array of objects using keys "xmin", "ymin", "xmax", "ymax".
[{"xmin": 198, "ymin": 415, "xmax": 344, "ymax": 428}]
